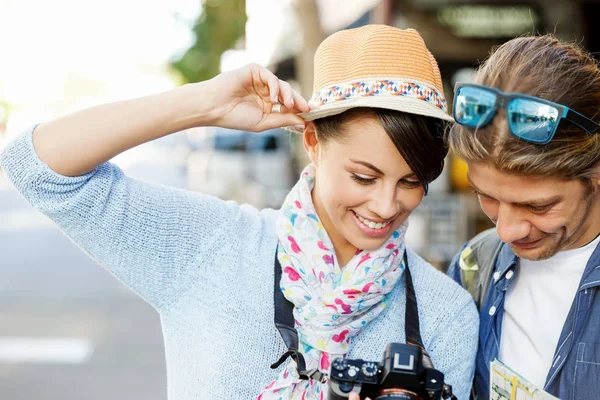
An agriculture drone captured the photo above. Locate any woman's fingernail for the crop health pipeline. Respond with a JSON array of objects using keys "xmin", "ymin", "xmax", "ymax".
[
  {"xmin": 290, "ymin": 98, "xmax": 294, "ymax": 106},
  {"xmin": 274, "ymin": 95, "xmax": 279, "ymax": 103},
  {"xmin": 294, "ymin": 124, "xmax": 305, "ymax": 131}
]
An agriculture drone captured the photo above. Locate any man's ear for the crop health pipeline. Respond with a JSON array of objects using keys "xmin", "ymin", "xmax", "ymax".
[
  {"xmin": 594, "ymin": 163, "xmax": 600, "ymax": 189},
  {"xmin": 303, "ymin": 122, "xmax": 320, "ymax": 166}
]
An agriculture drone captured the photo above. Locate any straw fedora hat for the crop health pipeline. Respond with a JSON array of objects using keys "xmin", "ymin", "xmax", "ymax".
[{"xmin": 291, "ymin": 24, "xmax": 453, "ymax": 133}]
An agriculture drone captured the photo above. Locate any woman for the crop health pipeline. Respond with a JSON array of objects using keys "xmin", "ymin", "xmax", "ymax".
[{"xmin": 0, "ymin": 25, "xmax": 477, "ymax": 399}]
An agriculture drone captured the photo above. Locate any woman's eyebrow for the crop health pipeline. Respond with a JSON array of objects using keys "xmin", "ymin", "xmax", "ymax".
[{"xmin": 350, "ymin": 159, "xmax": 384, "ymax": 175}]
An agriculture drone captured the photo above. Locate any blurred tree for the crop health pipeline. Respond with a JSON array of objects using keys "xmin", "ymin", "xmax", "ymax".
[
  {"xmin": 171, "ymin": 0, "xmax": 247, "ymax": 83},
  {"xmin": 293, "ymin": 0, "xmax": 324, "ymax": 99},
  {"xmin": 292, "ymin": 0, "xmax": 324, "ymax": 170}
]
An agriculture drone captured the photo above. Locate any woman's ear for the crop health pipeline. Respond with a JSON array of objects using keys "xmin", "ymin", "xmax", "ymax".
[{"xmin": 303, "ymin": 122, "xmax": 320, "ymax": 166}]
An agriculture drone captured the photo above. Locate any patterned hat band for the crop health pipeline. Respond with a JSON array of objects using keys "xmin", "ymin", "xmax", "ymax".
[{"xmin": 309, "ymin": 78, "xmax": 448, "ymax": 113}]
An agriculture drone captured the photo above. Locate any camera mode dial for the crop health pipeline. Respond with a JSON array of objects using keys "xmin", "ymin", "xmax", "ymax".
[
  {"xmin": 361, "ymin": 362, "xmax": 378, "ymax": 378},
  {"xmin": 332, "ymin": 358, "xmax": 349, "ymax": 372}
]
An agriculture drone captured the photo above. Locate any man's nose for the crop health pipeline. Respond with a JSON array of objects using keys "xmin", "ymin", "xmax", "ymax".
[{"xmin": 495, "ymin": 204, "xmax": 530, "ymax": 243}]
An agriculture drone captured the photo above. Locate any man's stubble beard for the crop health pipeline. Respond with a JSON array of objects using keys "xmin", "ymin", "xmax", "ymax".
[{"xmin": 516, "ymin": 191, "xmax": 596, "ymax": 261}]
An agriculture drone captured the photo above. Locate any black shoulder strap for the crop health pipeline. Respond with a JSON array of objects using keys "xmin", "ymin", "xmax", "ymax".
[
  {"xmin": 271, "ymin": 250, "xmax": 421, "ymax": 381},
  {"xmin": 403, "ymin": 251, "xmax": 424, "ymax": 349},
  {"xmin": 271, "ymin": 251, "xmax": 326, "ymax": 382}
]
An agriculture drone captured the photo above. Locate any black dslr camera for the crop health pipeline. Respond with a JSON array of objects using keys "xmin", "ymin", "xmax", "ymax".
[{"xmin": 327, "ymin": 343, "xmax": 455, "ymax": 400}]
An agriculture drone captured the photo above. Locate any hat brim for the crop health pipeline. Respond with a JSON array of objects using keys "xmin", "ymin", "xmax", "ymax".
[{"xmin": 286, "ymin": 96, "xmax": 454, "ymax": 133}]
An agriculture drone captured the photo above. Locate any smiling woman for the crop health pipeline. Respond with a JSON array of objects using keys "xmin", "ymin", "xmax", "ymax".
[
  {"xmin": 264, "ymin": 26, "xmax": 480, "ymax": 393},
  {"xmin": 307, "ymin": 108, "xmax": 447, "ymax": 266},
  {"xmin": 0, "ymin": 24, "xmax": 478, "ymax": 400}
]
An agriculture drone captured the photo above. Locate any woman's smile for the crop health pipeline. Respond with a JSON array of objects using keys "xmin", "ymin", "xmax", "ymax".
[{"xmin": 351, "ymin": 210, "xmax": 394, "ymax": 238}]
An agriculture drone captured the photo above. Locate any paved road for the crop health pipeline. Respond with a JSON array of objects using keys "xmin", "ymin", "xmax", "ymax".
[{"xmin": 0, "ymin": 170, "xmax": 167, "ymax": 400}]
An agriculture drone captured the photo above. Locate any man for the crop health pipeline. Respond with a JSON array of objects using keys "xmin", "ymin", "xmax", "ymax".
[{"xmin": 447, "ymin": 34, "xmax": 600, "ymax": 400}]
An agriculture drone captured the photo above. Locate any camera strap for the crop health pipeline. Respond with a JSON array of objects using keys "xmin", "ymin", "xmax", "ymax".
[{"xmin": 271, "ymin": 249, "xmax": 424, "ymax": 383}]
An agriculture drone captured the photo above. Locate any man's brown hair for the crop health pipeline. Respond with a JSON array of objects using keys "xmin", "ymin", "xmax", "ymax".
[{"xmin": 448, "ymin": 34, "xmax": 600, "ymax": 182}]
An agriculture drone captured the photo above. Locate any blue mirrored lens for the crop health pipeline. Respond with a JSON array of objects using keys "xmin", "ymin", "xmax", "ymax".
[
  {"xmin": 507, "ymin": 99, "xmax": 560, "ymax": 143},
  {"xmin": 454, "ymin": 86, "xmax": 498, "ymax": 128}
]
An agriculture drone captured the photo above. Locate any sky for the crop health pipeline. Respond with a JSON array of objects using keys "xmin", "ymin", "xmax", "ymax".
[
  {"xmin": 0, "ymin": 0, "xmax": 384, "ymax": 138},
  {"xmin": 0, "ymin": 0, "xmax": 200, "ymax": 136}
]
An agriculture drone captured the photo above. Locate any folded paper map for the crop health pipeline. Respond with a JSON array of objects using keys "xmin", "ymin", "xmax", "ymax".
[{"xmin": 490, "ymin": 360, "xmax": 559, "ymax": 400}]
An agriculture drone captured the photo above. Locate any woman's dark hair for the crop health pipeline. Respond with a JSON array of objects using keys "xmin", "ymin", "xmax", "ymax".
[{"xmin": 313, "ymin": 107, "xmax": 448, "ymax": 194}]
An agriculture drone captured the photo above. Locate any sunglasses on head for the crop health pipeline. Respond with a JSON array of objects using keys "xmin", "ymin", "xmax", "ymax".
[{"xmin": 453, "ymin": 83, "xmax": 600, "ymax": 144}]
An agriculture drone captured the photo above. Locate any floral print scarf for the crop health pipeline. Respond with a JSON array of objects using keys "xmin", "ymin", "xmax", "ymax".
[{"xmin": 259, "ymin": 164, "xmax": 408, "ymax": 399}]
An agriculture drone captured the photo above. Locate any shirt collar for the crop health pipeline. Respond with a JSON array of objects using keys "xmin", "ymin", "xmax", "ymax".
[
  {"xmin": 494, "ymin": 243, "xmax": 518, "ymax": 279},
  {"xmin": 496, "ymin": 240, "xmax": 600, "ymax": 289},
  {"xmin": 581, "ymin": 240, "xmax": 600, "ymax": 289}
]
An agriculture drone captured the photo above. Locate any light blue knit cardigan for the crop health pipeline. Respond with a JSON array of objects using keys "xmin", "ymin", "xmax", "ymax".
[{"xmin": 0, "ymin": 126, "xmax": 478, "ymax": 399}]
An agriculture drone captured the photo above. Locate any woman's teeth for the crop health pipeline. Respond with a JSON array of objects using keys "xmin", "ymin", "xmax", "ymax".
[{"xmin": 356, "ymin": 214, "xmax": 391, "ymax": 230}]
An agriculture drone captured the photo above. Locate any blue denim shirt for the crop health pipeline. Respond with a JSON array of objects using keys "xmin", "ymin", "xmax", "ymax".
[{"xmin": 448, "ymin": 239, "xmax": 600, "ymax": 400}]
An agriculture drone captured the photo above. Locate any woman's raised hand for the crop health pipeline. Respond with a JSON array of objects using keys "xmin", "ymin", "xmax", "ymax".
[
  {"xmin": 205, "ymin": 63, "xmax": 310, "ymax": 132},
  {"xmin": 31, "ymin": 63, "xmax": 310, "ymax": 177}
]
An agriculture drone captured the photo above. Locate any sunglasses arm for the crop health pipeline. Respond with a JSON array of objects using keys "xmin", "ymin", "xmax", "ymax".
[{"xmin": 565, "ymin": 109, "xmax": 600, "ymax": 134}]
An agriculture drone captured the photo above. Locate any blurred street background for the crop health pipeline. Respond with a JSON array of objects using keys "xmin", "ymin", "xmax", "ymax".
[{"xmin": 1, "ymin": 0, "xmax": 599, "ymax": 399}]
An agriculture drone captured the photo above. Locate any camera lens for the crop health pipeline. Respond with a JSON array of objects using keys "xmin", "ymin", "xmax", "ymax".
[
  {"xmin": 338, "ymin": 382, "xmax": 354, "ymax": 394},
  {"xmin": 374, "ymin": 388, "xmax": 423, "ymax": 400}
]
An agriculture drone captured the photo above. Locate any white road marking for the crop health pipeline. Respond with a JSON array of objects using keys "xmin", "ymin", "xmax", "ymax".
[{"xmin": 0, "ymin": 337, "xmax": 94, "ymax": 364}]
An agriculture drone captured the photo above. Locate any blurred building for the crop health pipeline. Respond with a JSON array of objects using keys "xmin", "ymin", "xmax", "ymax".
[{"xmin": 186, "ymin": 127, "xmax": 296, "ymax": 208}]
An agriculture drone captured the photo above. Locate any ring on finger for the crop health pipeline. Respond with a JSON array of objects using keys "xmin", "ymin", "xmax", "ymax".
[{"xmin": 272, "ymin": 103, "xmax": 282, "ymax": 113}]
